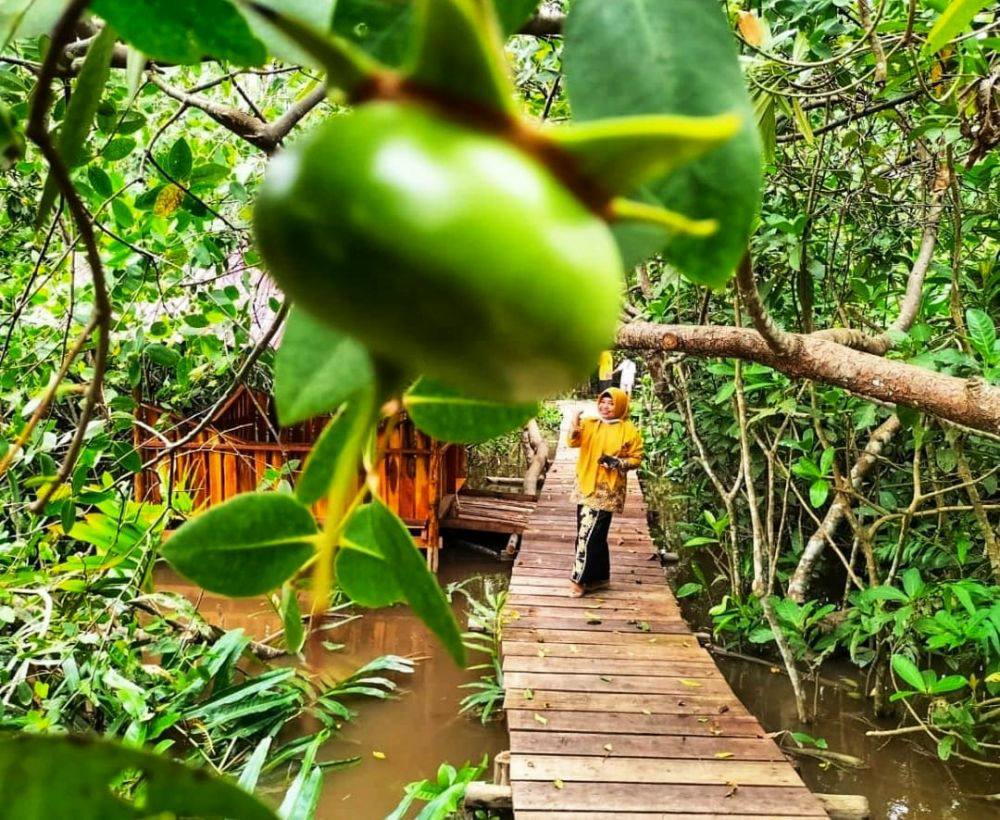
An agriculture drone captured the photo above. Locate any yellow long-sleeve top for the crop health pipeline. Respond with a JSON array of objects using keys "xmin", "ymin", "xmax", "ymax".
[{"xmin": 567, "ymin": 389, "xmax": 644, "ymax": 514}]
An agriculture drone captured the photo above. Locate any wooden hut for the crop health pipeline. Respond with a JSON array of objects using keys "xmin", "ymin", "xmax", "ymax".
[{"xmin": 134, "ymin": 386, "xmax": 466, "ymax": 566}]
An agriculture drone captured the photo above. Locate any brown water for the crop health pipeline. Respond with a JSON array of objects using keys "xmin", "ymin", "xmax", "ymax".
[
  {"xmin": 719, "ymin": 658, "xmax": 1000, "ymax": 819},
  {"xmin": 312, "ymin": 551, "xmax": 508, "ymax": 819},
  {"xmin": 157, "ymin": 548, "xmax": 508, "ymax": 820}
]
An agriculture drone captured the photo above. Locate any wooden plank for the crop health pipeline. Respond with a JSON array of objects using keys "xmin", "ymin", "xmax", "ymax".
[
  {"xmin": 504, "ymin": 672, "xmax": 733, "ymax": 695},
  {"xmin": 506, "ymin": 709, "xmax": 764, "ymax": 738},
  {"xmin": 506, "ymin": 599, "xmax": 680, "ymax": 618},
  {"xmin": 503, "ymin": 641, "xmax": 710, "ymax": 662},
  {"xmin": 509, "ymin": 730, "xmax": 786, "ymax": 761},
  {"xmin": 505, "ymin": 616, "xmax": 688, "ymax": 635},
  {"xmin": 503, "ymin": 655, "xmax": 716, "ymax": 676},
  {"xmin": 510, "ymin": 755, "xmax": 803, "ymax": 787},
  {"xmin": 504, "ymin": 628, "xmax": 696, "ymax": 646},
  {"xmin": 504, "ymin": 689, "xmax": 743, "ymax": 715},
  {"xmin": 511, "ymin": 783, "xmax": 826, "ymax": 815}
]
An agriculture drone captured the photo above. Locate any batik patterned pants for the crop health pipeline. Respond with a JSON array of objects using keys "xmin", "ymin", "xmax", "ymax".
[{"xmin": 572, "ymin": 504, "xmax": 612, "ymax": 585}]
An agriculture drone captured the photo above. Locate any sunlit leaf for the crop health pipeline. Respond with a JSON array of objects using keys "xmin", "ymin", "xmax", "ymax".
[
  {"xmin": 274, "ymin": 308, "xmax": 375, "ymax": 426},
  {"xmin": 563, "ymin": 0, "xmax": 762, "ymax": 287},
  {"xmin": 344, "ymin": 501, "xmax": 464, "ymax": 664},
  {"xmin": 891, "ymin": 654, "xmax": 927, "ymax": 693},
  {"xmin": 403, "ymin": 377, "xmax": 537, "ymax": 444},
  {"xmin": 91, "ymin": 0, "xmax": 267, "ymax": 65},
  {"xmin": 922, "ymin": 0, "xmax": 991, "ymax": 56},
  {"xmin": 36, "ymin": 24, "xmax": 117, "ymax": 227},
  {"xmin": 162, "ymin": 493, "xmax": 317, "ymax": 596}
]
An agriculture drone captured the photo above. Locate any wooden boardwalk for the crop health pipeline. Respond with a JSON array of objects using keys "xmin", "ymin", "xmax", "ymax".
[{"xmin": 501, "ymin": 403, "xmax": 828, "ymax": 818}]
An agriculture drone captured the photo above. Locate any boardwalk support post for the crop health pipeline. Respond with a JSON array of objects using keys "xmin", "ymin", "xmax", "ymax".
[
  {"xmin": 816, "ymin": 793, "xmax": 870, "ymax": 820},
  {"xmin": 464, "ymin": 782, "xmax": 512, "ymax": 811}
]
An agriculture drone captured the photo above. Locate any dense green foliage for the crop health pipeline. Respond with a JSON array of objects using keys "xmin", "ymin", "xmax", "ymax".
[
  {"xmin": 626, "ymin": 0, "xmax": 1000, "ymax": 759},
  {"xmin": 1, "ymin": 0, "xmax": 998, "ymax": 812}
]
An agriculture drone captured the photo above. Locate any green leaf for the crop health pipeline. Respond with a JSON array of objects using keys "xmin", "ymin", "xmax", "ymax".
[
  {"xmin": 274, "ymin": 308, "xmax": 375, "ymax": 426},
  {"xmin": 92, "ymin": 0, "xmax": 267, "ymax": 65},
  {"xmin": 103, "ymin": 138, "xmax": 136, "ymax": 163},
  {"xmin": 161, "ymin": 493, "xmax": 317, "ymax": 596},
  {"xmin": 245, "ymin": 1, "xmax": 378, "ymax": 93},
  {"xmin": 36, "ymin": 24, "xmax": 117, "ymax": 228},
  {"xmin": 238, "ymin": 737, "xmax": 273, "ymax": 792},
  {"xmin": 0, "ymin": 734, "xmax": 277, "ymax": 820},
  {"xmin": 408, "ymin": 0, "xmax": 515, "ymax": 114},
  {"xmin": 280, "ymin": 583, "xmax": 306, "ymax": 653},
  {"xmin": 563, "ymin": 0, "xmax": 762, "ymax": 287},
  {"xmin": 922, "ymin": 0, "xmax": 991, "ymax": 56},
  {"xmin": 60, "ymin": 499, "xmax": 76, "ymax": 535},
  {"xmin": 896, "ymin": 405, "xmax": 921, "ymax": 429},
  {"xmin": 111, "ymin": 198, "xmax": 134, "ymax": 228},
  {"xmin": 863, "ymin": 585, "xmax": 910, "ymax": 604},
  {"xmin": 241, "ymin": 0, "xmax": 335, "ymax": 67},
  {"xmin": 819, "ymin": 447, "xmax": 835, "ymax": 476},
  {"xmin": 930, "ymin": 674, "xmax": 968, "ymax": 695},
  {"xmin": 347, "ymin": 501, "xmax": 465, "ymax": 664},
  {"xmin": 277, "ymin": 735, "xmax": 325, "ymax": 820},
  {"xmin": 901, "ymin": 567, "xmax": 924, "ymax": 599},
  {"xmin": 403, "ymin": 377, "xmax": 537, "ymax": 444},
  {"xmin": 675, "ymin": 582, "xmax": 703, "ymax": 598},
  {"xmin": 0, "ymin": 0, "xmax": 67, "ymax": 41},
  {"xmin": 966, "ymin": 308, "xmax": 996, "ymax": 363},
  {"xmin": 550, "ymin": 112, "xmax": 740, "ymax": 198},
  {"xmin": 125, "ymin": 45, "xmax": 146, "ymax": 96},
  {"xmin": 168, "ymin": 137, "xmax": 193, "ymax": 179},
  {"xmin": 891, "ymin": 654, "xmax": 927, "ymax": 693},
  {"xmin": 332, "ymin": 0, "xmax": 415, "ymax": 65},
  {"xmin": 937, "ymin": 735, "xmax": 955, "ymax": 761},
  {"xmin": 296, "ymin": 397, "xmax": 372, "ymax": 505},
  {"xmin": 145, "ymin": 343, "xmax": 180, "ymax": 367},
  {"xmin": 809, "ymin": 479, "xmax": 829, "ymax": 508},
  {"xmin": 87, "ymin": 166, "xmax": 113, "ymax": 198},
  {"xmin": 335, "ymin": 547, "xmax": 405, "ymax": 607}
]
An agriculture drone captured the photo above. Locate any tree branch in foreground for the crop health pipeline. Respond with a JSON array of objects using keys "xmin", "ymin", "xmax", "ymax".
[{"xmin": 617, "ymin": 322, "xmax": 1000, "ymax": 436}]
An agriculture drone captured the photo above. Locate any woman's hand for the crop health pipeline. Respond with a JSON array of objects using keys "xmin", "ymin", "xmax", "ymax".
[
  {"xmin": 571, "ymin": 409, "xmax": 582, "ymax": 428},
  {"xmin": 598, "ymin": 454, "xmax": 624, "ymax": 471}
]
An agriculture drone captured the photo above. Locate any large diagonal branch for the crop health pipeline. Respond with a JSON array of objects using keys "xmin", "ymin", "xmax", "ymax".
[
  {"xmin": 616, "ymin": 322, "xmax": 1000, "ymax": 436},
  {"xmin": 148, "ymin": 76, "xmax": 326, "ymax": 155}
]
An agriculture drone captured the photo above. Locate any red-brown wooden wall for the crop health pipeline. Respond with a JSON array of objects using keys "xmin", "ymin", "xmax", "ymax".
[{"xmin": 133, "ymin": 388, "xmax": 465, "ymax": 546}]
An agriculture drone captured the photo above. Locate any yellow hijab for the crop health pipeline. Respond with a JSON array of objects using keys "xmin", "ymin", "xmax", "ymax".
[{"xmin": 574, "ymin": 388, "xmax": 640, "ymax": 496}]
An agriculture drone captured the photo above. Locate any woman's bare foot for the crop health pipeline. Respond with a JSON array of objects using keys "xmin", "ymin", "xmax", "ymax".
[{"xmin": 569, "ymin": 581, "xmax": 586, "ymax": 598}]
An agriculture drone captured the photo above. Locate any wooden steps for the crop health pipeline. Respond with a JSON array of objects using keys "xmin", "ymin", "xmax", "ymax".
[{"xmin": 501, "ymin": 401, "xmax": 829, "ymax": 818}]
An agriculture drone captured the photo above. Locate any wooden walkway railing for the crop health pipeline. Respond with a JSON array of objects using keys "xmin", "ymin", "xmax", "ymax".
[{"xmin": 500, "ymin": 402, "xmax": 828, "ymax": 818}]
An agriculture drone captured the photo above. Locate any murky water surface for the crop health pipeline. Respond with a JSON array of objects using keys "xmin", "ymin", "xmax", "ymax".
[
  {"xmin": 158, "ymin": 549, "xmax": 507, "ymax": 820},
  {"xmin": 720, "ymin": 658, "xmax": 1000, "ymax": 819}
]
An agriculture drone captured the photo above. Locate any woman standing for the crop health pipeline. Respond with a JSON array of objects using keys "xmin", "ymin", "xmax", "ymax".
[{"xmin": 566, "ymin": 388, "xmax": 644, "ymax": 597}]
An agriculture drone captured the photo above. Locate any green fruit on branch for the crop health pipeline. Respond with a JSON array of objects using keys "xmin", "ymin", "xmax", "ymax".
[
  {"xmin": 254, "ymin": 102, "xmax": 623, "ymax": 402},
  {"xmin": 250, "ymin": 0, "xmax": 743, "ymax": 402}
]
